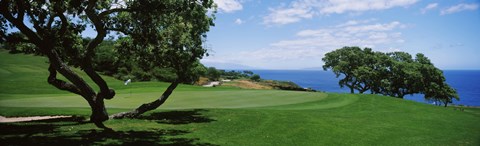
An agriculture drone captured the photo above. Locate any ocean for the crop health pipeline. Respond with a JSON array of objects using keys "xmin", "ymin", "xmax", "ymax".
[{"xmin": 252, "ymin": 70, "xmax": 480, "ymax": 106}]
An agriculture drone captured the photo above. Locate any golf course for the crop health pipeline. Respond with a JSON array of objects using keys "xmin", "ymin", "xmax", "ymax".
[{"xmin": 1, "ymin": 51, "xmax": 479, "ymax": 145}]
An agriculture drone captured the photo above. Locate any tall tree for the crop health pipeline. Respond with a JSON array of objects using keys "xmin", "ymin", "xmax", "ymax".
[
  {"xmin": 323, "ymin": 46, "xmax": 367, "ymax": 93},
  {"xmin": 415, "ymin": 53, "xmax": 459, "ymax": 106},
  {"xmin": 323, "ymin": 47, "xmax": 459, "ymax": 106},
  {"xmin": 1, "ymin": 0, "xmax": 215, "ymax": 127}
]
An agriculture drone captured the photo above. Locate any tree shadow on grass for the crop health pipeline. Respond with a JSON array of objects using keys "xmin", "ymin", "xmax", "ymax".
[
  {"xmin": 139, "ymin": 109, "xmax": 216, "ymax": 125},
  {"xmin": 0, "ymin": 110, "xmax": 218, "ymax": 146}
]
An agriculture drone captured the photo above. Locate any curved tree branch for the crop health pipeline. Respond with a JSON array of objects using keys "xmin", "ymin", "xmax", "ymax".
[
  {"xmin": 47, "ymin": 64, "xmax": 83, "ymax": 96},
  {"xmin": 111, "ymin": 80, "xmax": 180, "ymax": 119},
  {"xmin": 81, "ymin": 0, "xmax": 115, "ymax": 100},
  {"xmin": 56, "ymin": 12, "xmax": 68, "ymax": 36}
]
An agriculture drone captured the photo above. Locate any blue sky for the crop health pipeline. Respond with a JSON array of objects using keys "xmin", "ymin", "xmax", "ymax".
[{"xmin": 202, "ymin": 0, "xmax": 480, "ymax": 70}]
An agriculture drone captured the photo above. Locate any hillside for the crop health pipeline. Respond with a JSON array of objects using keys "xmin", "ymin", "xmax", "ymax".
[{"xmin": 0, "ymin": 51, "xmax": 479, "ymax": 145}]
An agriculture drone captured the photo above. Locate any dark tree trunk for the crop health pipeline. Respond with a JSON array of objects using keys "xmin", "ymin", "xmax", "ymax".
[
  {"xmin": 111, "ymin": 80, "xmax": 180, "ymax": 119},
  {"xmin": 46, "ymin": 51, "xmax": 110, "ymax": 128}
]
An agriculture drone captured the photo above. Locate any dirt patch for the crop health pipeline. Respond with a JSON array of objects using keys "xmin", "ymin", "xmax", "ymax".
[
  {"xmin": 223, "ymin": 80, "xmax": 273, "ymax": 90},
  {"xmin": 0, "ymin": 115, "xmax": 73, "ymax": 123}
]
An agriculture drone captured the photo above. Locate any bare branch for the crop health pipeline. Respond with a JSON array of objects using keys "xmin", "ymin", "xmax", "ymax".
[
  {"xmin": 57, "ymin": 12, "xmax": 68, "ymax": 36},
  {"xmin": 81, "ymin": 0, "xmax": 114, "ymax": 100},
  {"xmin": 16, "ymin": 0, "xmax": 25, "ymax": 21},
  {"xmin": 46, "ymin": 14, "xmax": 56, "ymax": 30}
]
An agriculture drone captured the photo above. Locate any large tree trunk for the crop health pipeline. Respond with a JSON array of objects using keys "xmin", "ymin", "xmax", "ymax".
[
  {"xmin": 111, "ymin": 80, "xmax": 180, "ymax": 119},
  {"xmin": 46, "ymin": 51, "xmax": 110, "ymax": 129},
  {"xmin": 89, "ymin": 97, "xmax": 110, "ymax": 128}
]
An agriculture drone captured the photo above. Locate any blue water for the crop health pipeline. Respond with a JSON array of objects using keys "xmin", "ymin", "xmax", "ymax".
[{"xmin": 252, "ymin": 70, "xmax": 480, "ymax": 106}]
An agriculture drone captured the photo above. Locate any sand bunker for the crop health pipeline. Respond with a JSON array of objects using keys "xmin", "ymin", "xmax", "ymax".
[{"xmin": 0, "ymin": 115, "xmax": 72, "ymax": 123}]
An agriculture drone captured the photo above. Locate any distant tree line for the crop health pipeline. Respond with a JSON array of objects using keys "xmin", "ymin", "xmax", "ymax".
[
  {"xmin": 323, "ymin": 46, "xmax": 458, "ymax": 107},
  {"xmin": 204, "ymin": 67, "xmax": 260, "ymax": 81}
]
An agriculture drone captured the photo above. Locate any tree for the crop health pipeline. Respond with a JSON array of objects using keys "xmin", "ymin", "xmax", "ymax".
[
  {"xmin": 415, "ymin": 53, "xmax": 459, "ymax": 107},
  {"xmin": 322, "ymin": 46, "xmax": 459, "ymax": 106},
  {"xmin": 323, "ymin": 46, "xmax": 367, "ymax": 93},
  {"xmin": 110, "ymin": 0, "xmax": 215, "ymax": 118},
  {"xmin": 250, "ymin": 74, "xmax": 261, "ymax": 82},
  {"xmin": 1, "ymin": 0, "xmax": 215, "ymax": 127},
  {"xmin": 0, "ymin": 0, "xmax": 126, "ymax": 129},
  {"xmin": 206, "ymin": 67, "xmax": 221, "ymax": 81}
]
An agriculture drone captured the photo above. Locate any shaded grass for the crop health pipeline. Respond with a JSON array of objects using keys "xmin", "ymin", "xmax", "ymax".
[{"xmin": 1, "ymin": 109, "xmax": 217, "ymax": 146}]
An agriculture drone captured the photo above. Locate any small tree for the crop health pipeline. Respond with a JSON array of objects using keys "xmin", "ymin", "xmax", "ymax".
[
  {"xmin": 250, "ymin": 74, "xmax": 261, "ymax": 82},
  {"xmin": 110, "ymin": 0, "xmax": 215, "ymax": 118},
  {"xmin": 206, "ymin": 67, "xmax": 221, "ymax": 81}
]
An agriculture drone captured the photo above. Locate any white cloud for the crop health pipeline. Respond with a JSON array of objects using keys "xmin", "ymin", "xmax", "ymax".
[
  {"xmin": 335, "ymin": 18, "xmax": 376, "ymax": 27},
  {"xmin": 421, "ymin": 3, "xmax": 438, "ymax": 14},
  {"xmin": 263, "ymin": 0, "xmax": 418, "ymax": 25},
  {"xmin": 235, "ymin": 18, "xmax": 244, "ymax": 24},
  {"xmin": 263, "ymin": 4, "xmax": 314, "ymax": 25},
  {"xmin": 319, "ymin": 0, "xmax": 418, "ymax": 14},
  {"xmin": 209, "ymin": 20, "xmax": 407, "ymax": 69},
  {"xmin": 214, "ymin": 0, "xmax": 243, "ymax": 13},
  {"xmin": 441, "ymin": 3, "xmax": 479, "ymax": 15},
  {"xmin": 270, "ymin": 20, "xmax": 406, "ymax": 57}
]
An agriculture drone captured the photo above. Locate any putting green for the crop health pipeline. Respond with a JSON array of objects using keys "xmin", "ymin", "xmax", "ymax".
[{"xmin": 0, "ymin": 89, "xmax": 331, "ymax": 109}]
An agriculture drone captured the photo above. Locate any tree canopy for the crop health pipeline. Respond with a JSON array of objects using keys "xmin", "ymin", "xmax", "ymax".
[
  {"xmin": 323, "ymin": 46, "xmax": 458, "ymax": 106},
  {"xmin": 1, "ymin": 0, "xmax": 215, "ymax": 128}
]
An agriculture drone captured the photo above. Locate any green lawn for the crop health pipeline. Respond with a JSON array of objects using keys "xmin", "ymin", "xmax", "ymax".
[{"xmin": 1, "ymin": 50, "xmax": 479, "ymax": 145}]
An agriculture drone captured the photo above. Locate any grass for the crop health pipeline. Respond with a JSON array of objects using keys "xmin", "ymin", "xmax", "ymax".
[{"xmin": 1, "ymin": 50, "xmax": 479, "ymax": 145}]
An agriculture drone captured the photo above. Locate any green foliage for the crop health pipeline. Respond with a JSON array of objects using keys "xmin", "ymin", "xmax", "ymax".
[
  {"xmin": 219, "ymin": 70, "xmax": 252, "ymax": 79},
  {"xmin": 250, "ymin": 74, "xmax": 261, "ymax": 82},
  {"xmin": 323, "ymin": 47, "xmax": 372, "ymax": 93},
  {"xmin": 260, "ymin": 80, "xmax": 307, "ymax": 91},
  {"xmin": 206, "ymin": 67, "xmax": 221, "ymax": 81},
  {"xmin": 323, "ymin": 46, "xmax": 459, "ymax": 106},
  {"xmin": 110, "ymin": 0, "xmax": 215, "ymax": 84},
  {"xmin": 203, "ymin": 67, "xmax": 257, "ymax": 81},
  {"xmin": 1, "ymin": 32, "xmax": 39, "ymax": 54}
]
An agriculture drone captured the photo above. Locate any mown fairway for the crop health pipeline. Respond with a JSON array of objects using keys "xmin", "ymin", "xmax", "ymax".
[{"xmin": 1, "ymin": 51, "xmax": 479, "ymax": 145}]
